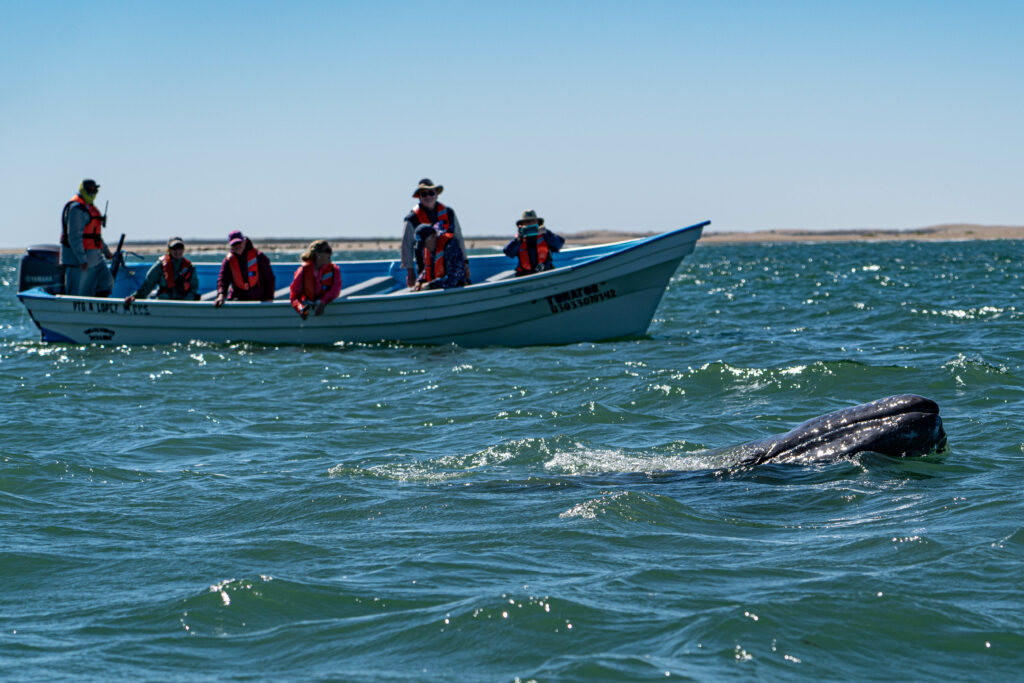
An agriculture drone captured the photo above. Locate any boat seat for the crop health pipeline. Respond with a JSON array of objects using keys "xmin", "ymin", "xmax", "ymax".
[
  {"xmin": 272, "ymin": 275, "xmax": 398, "ymax": 300},
  {"xmin": 339, "ymin": 275, "xmax": 396, "ymax": 298},
  {"xmin": 484, "ymin": 269, "xmax": 517, "ymax": 282}
]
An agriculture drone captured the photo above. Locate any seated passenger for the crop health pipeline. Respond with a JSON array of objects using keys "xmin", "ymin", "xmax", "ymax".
[
  {"xmin": 213, "ymin": 230, "xmax": 276, "ymax": 306},
  {"xmin": 413, "ymin": 223, "xmax": 468, "ymax": 291},
  {"xmin": 124, "ymin": 236, "xmax": 199, "ymax": 306},
  {"xmin": 503, "ymin": 210, "xmax": 565, "ymax": 276},
  {"xmin": 290, "ymin": 240, "xmax": 342, "ymax": 319}
]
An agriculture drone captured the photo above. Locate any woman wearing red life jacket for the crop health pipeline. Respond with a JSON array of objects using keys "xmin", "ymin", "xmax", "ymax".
[
  {"xmin": 413, "ymin": 224, "xmax": 468, "ymax": 291},
  {"xmin": 289, "ymin": 240, "xmax": 342, "ymax": 318},
  {"xmin": 213, "ymin": 230, "xmax": 276, "ymax": 306}
]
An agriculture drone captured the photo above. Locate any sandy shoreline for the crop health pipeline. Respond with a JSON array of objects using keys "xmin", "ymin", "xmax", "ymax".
[{"xmin": 7, "ymin": 224, "xmax": 1023, "ymax": 255}]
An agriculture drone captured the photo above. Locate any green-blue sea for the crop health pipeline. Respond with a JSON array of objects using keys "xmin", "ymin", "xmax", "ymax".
[{"xmin": 2, "ymin": 239, "xmax": 1023, "ymax": 680}]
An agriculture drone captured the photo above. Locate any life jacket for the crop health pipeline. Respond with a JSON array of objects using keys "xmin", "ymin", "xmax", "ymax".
[
  {"xmin": 516, "ymin": 236, "xmax": 552, "ymax": 275},
  {"xmin": 60, "ymin": 195, "xmax": 103, "ymax": 249},
  {"xmin": 158, "ymin": 254, "xmax": 194, "ymax": 299},
  {"xmin": 300, "ymin": 262, "xmax": 337, "ymax": 302},
  {"xmin": 227, "ymin": 247, "xmax": 260, "ymax": 291},
  {"xmin": 422, "ymin": 232, "xmax": 454, "ymax": 283},
  {"xmin": 411, "ymin": 202, "xmax": 450, "ymax": 232}
]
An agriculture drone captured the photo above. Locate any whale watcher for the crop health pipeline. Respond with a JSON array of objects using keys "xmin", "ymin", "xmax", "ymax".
[
  {"xmin": 290, "ymin": 240, "xmax": 342, "ymax": 318},
  {"xmin": 401, "ymin": 178, "xmax": 470, "ymax": 288},
  {"xmin": 413, "ymin": 223, "xmax": 468, "ymax": 291},
  {"xmin": 124, "ymin": 237, "xmax": 199, "ymax": 305},
  {"xmin": 213, "ymin": 230, "xmax": 276, "ymax": 306},
  {"xmin": 503, "ymin": 210, "xmax": 565, "ymax": 276},
  {"xmin": 60, "ymin": 178, "xmax": 114, "ymax": 296}
]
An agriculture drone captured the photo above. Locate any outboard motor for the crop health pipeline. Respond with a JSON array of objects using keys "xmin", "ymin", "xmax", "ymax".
[{"xmin": 18, "ymin": 244, "xmax": 63, "ymax": 293}]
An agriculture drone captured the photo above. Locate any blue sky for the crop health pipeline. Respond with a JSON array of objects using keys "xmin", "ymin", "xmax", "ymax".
[{"xmin": 2, "ymin": 0, "xmax": 1020, "ymax": 247}]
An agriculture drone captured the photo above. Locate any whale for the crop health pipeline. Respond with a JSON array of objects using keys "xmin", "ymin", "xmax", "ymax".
[{"xmin": 724, "ymin": 394, "xmax": 947, "ymax": 467}]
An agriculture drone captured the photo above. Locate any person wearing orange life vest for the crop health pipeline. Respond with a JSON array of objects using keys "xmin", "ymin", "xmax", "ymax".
[
  {"xmin": 123, "ymin": 237, "xmax": 200, "ymax": 306},
  {"xmin": 401, "ymin": 178, "xmax": 470, "ymax": 287},
  {"xmin": 289, "ymin": 240, "xmax": 342, "ymax": 318},
  {"xmin": 213, "ymin": 230, "xmax": 276, "ymax": 306},
  {"xmin": 503, "ymin": 210, "xmax": 565, "ymax": 276},
  {"xmin": 60, "ymin": 178, "xmax": 114, "ymax": 296},
  {"xmin": 413, "ymin": 223, "xmax": 468, "ymax": 291}
]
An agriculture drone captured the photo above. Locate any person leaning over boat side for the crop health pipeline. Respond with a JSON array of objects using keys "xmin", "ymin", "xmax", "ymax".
[
  {"xmin": 413, "ymin": 223, "xmax": 468, "ymax": 291},
  {"xmin": 60, "ymin": 178, "xmax": 114, "ymax": 296},
  {"xmin": 289, "ymin": 240, "xmax": 342, "ymax": 319},
  {"xmin": 503, "ymin": 210, "xmax": 565, "ymax": 277},
  {"xmin": 213, "ymin": 230, "xmax": 276, "ymax": 307},
  {"xmin": 123, "ymin": 236, "xmax": 200, "ymax": 306},
  {"xmin": 400, "ymin": 178, "xmax": 470, "ymax": 288}
]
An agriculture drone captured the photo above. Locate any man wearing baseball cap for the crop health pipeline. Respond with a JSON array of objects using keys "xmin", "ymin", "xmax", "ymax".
[
  {"xmin": 60, "ymin": 178, "xmax": 114, "ymax": 296},
  {"xmin": 123, "ymin": 237, "xmax": 200, "ymax": 306},
  {"xmin": 213, "ymin": 230, "xmax": 276, "ymax": 306}
]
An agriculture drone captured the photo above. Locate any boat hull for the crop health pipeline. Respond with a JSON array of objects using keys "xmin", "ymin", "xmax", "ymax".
[{"xmin": 18, "ymin": 223, "xmax": 706, "ymax": 347}]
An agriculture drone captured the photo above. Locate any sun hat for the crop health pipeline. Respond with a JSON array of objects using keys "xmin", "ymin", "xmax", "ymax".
[
  {"xmin": 516, "ymin": 209, "xmax": 545, "ymax": 227},
  {"xmin": 227, "ymin": 230, "xmax": 245, "ymax": 246},
  {"xmin": 167, "ymin": 236, "xmax": 185, "ymax": 249},
  {"xmin": 412, "ymin": 178, "xmax": 444, "ymax": 198}
]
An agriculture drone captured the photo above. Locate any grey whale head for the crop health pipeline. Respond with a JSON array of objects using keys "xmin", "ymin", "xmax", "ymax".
[{"xmin": 729, "ymin": 394, "xmax": 947, "ymax": 467}]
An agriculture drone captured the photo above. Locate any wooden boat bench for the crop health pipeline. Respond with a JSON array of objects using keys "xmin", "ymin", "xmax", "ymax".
[
  {"xmin": 483, "ymin": 269, "xmax": 517, "ymax": 283},
  {"xmin": 338, "ymin": 275, "xmax": 396, "ymax": 298},
  {"xmin": 271, "ymin": 275, "xmax": 397, "ymax": 300}
]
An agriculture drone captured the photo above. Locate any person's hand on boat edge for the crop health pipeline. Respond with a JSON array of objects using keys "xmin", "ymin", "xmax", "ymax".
[
  {"xmin": 123, "ymin": 294, "xmax": 135, "ymax": 309},
  {"xmin": 294, "ymin": 298, "xmax": 325, "ymax": 319},
  {"xmin": 213, "ymin": 294, "xmax": 225, "ymax": 308}
]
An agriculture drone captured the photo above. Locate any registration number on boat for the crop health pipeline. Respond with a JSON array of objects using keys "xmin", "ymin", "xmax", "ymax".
[
  {"xmin": 73, "ymin": 301, "xmax": 150, "ymax": 315},
  {"xmin": 545, "ymin": 283, "xmax": 616, "ymax": 314}
]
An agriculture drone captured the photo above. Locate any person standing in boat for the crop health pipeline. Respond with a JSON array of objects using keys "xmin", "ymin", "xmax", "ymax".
[
  {"xmin": 503, "ymin": 210, "xmax": 565, "ymax": 276},
  {"xmin": 401, "ymin": 178, "xmax": 470, "ymax": 288},
  {"xmin": 289, "ymin": 240, "xmax": 342, "ymax": 318},
  {"xmin": 123, "ymin": 236, "xmax": 200, "ymax": 305},
  {"xmin": 213, "ymin": 230, "xmax": 276, "ymax": 306},
  {"xmin": 413, "ymin": 223, "xmax": 468, "ymax": 291},
  {"xmin": 60, "ymin": 178, "xmax": 114, "ymax": 296}
]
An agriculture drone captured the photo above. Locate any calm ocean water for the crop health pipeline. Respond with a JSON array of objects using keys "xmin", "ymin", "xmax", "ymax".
[{"xmin": 2, "ymin": 239, "xmax": 1023, "ymax": 680}]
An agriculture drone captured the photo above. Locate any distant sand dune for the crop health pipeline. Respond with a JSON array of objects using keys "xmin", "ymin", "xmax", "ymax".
[{"xmin": 7, "ymin": 224, "xmax": 1023, "ymax": 255}]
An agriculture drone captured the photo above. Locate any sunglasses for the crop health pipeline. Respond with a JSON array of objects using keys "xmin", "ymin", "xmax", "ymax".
[{"xmin": 419, "ymin": 190, "xmax": 437, "ymax": 198}]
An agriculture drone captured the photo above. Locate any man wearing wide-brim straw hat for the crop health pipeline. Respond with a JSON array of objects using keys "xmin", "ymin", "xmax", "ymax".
[
  {"xmin": 400, "ymin": 178, "xmax": 470, "ymax": 288},
  {"xmin": 503, "ymin": 209, "xmax": 565, "ymax": 277}
]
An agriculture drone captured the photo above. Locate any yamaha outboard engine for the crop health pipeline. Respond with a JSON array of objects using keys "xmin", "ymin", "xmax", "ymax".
[{"xmin": 18, "ymin": 244, "xmax": 63, "ymax": 293}]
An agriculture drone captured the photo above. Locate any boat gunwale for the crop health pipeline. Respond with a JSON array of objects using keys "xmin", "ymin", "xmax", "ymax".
[{"xmin": 17, "ymin": 221, "xmax": 709, "ymax": 308}]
